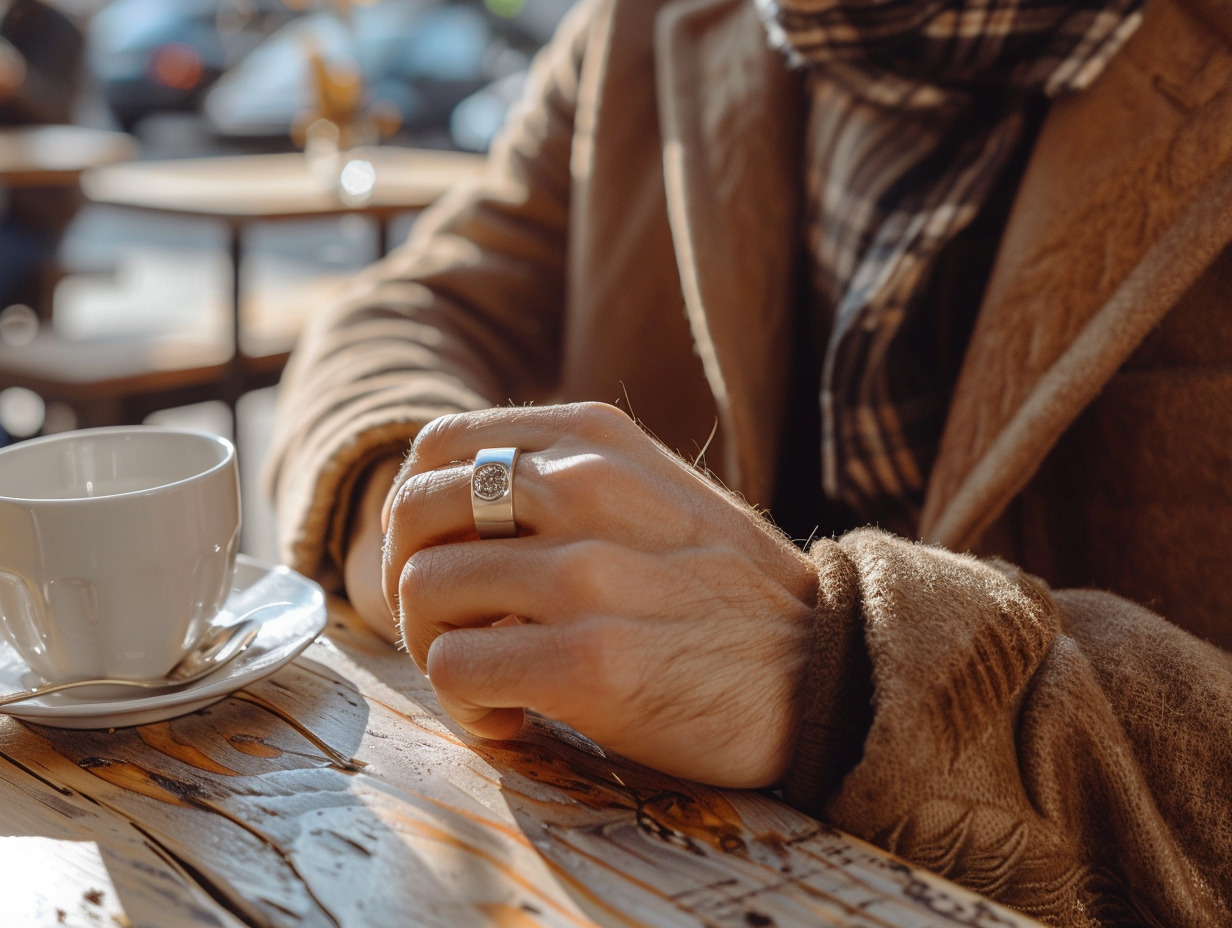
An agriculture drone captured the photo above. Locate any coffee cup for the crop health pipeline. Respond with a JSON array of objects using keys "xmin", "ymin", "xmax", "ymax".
[{"xmin": 0, "ymin": 426, "xmax": 240, "ymax": 684}]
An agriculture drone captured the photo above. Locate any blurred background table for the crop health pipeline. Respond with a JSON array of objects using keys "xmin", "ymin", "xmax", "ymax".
[
  {"xmin": 0, "ymin": 0, "xmax": 543, "ymax": 557},
  {"xmin": 0, "ymin": 146, "xmax": 483, "ymax": 451},
  {"xmin": 0, "ymin": 595, "xmax": 1045, "ymax": 928},
  {"xmin": 0, "ymin": 125, "xmax": 137, "ymax": 187},
  {"xmin": 81, "ymin": 146, "xmax": 484, "ymax": 236},
  {"xmin": 80, "ymin": 146, "xmax": 485, "ymax": 411},
  {"xmin": 75, "ymin": 145, "xmax": 480, "ymax": 423}
]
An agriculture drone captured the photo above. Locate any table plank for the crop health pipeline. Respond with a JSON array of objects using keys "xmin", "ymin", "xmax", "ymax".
[
  {"xmin": 0, "ymin": 737, "xmax": 248, "ymax": 927},
  {"xmin": 0, "ymin": 600, "xmax": 1044, "ymax": 928}
]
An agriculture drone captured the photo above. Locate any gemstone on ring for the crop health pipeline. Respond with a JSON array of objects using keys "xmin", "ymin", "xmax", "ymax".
[{"xmin": 472, "ymin": 462, "xmax": 511, "ymax": 500}]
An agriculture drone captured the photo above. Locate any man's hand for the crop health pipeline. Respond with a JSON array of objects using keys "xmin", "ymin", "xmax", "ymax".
[
  {"xmin": 381, "ymin": 402, "xmax": 819, "ymax": 789},
  {"xmin": 343, "ymin": 456, "xmax": 403, "ymax": 643}
]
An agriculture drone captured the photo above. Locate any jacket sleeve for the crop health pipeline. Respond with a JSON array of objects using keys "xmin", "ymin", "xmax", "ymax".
[
  {"xmin": 784, "ymin": 529, "xmax": 1232, "ymax": 928},
  {"xmin": 264, "ymin": 0, "xmax": 599, "ymax": 589}
]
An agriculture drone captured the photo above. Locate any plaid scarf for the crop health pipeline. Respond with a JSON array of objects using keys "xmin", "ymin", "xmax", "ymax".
[{"xmin": 756, "ymin": 0, "xmax": 1144, "ymax": 533}]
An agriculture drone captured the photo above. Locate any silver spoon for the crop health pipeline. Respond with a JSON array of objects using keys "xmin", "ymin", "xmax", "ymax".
[{"xmin": 0, "ymin": 617, "xmax": 262, "ymax": 708}]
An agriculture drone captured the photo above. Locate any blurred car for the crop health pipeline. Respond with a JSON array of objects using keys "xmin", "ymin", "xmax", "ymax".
[
  {"xmin": 449, "ymin": 67, "xmax": 524, "ymax": 152},
  {"xmin": 88, "ymin": 0, "xmax": 301, "ymax": 131},
  {"xmin": 202, "ymin": 0, "xmax": 573, "ymax": 141},
  {"xmin": 446, "ymin": 0, "xmax": 570, "ymax": 150}
]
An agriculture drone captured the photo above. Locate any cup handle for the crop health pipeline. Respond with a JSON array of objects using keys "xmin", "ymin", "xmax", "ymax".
[{"xmin": 0, "ymin": 571, "xmax": 47, "ymax": 661}]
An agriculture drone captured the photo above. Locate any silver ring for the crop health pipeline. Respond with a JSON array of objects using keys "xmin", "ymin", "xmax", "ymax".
[{"xmin": 471, "ymin": 447, "xmax": 519, "ymax": 539}]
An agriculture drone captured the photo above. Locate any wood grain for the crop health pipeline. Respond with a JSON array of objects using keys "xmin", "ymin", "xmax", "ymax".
[{"xmin": 0, "ymin": 599, "xmax": 1043, "ymax": 928}]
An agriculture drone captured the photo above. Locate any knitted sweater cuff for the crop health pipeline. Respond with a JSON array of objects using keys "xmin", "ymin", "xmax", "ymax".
[{"xmin": 781, "ymin": 537, "xmax": 874, "ymax": 817}]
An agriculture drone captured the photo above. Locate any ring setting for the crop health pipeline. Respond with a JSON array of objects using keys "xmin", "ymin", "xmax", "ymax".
[
  {"xmin": 471, "ymin": 447, "xmax": 519, "ymax": 538},
  {"xmin": 472, "ymin": 462, "xmax": 512, "ymax": 501}
]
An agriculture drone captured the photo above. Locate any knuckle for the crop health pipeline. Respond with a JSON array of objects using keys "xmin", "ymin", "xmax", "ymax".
[
  {"xmin": 397, "ymin": 548, "xmax": 438, "ymax": 616},
  {"xmin": 552, "ymin": 539, "xmax": 619, "ymax": 607},
  {"xmin": 396, "ymin": 550, "xmax": 441, "ymax": 664},
  {"xmin": 548, "ymin": 452, "xmax": 617, "ymax": 512},
  {"xmin": 574, "ymin": 400, "xmax": 628, "ymax": 422},
  {"xmin": 409, "ymin": 413, "xmax": 466, "ymax": 466},
  {"xmin": 390, "ymin": 470, "xmax": 432, "ymax": 519},
  {"xmin": 568, "ymin": 401, "xmax": 634, "ymax": 440}
]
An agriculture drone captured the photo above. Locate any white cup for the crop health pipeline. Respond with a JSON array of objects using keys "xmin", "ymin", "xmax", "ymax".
[{"xmin": 0, "ymin": 426, "xmax": 240, "ymax": 684}]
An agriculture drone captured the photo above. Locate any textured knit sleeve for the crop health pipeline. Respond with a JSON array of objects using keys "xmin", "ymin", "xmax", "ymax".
[
  {"xmin": 784, "ymin": 528, "xmax": 1232, "ymax": 928},
  {"xmin": 264, "ymin": 0, "xmax": 600, "ymax": 590}
]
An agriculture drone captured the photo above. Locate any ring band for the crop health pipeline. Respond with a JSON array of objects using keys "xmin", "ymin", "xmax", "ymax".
[{"xmin": 472, "ymin": 447, "xmax": 519, "ymax": 539}]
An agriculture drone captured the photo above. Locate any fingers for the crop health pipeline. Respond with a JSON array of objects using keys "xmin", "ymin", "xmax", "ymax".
[
  {"xmin": 382, "ymin": 404, "xmax": 641, "ymax": 612},
  {"xmin": 382, "ymin": 446, "xmax": 631, "ymax": 594},
  {"xmin": 379, "ymin": 402, "xmax": 803, "ymax": 623},
  {"xmin": 382, "ymin": 445, "xmax": 799, "ymax": 621},
  {"xmin": 395, "ymin": 537, "xmax": 632, "ymax": 667},
  {"xmin": 381, "ymin": 461, "xmax": 475, "ymax": 613},
  {"xmin": 399, "ymin": 402, "xmax": 636, "ymax": 483},
  {"xmin": 384, "ymin": 428, "xmax": 713, "ymax": 577},
  {"xmin": 361, "ymin": 405, "xmax": 826, "ymax": 792},
  {"xmin": 425, "ymin": 622, "xmax": 590, "ymax": 741}
]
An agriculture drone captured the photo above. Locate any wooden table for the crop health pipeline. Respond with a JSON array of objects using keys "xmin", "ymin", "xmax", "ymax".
[
  {"xmin": 81, "ymin": 147, "xmax": 485, "ymax": 257},
  {"xmin": 0, "ymin": 596, "xmax": 1044, "ymax": 928},
  {"xmin": 77, "ymin": 148, "xmax": 485, "ymax": 426},
  {"xmin": 0, "ymin": 125, "xmax": 138, "ymax": 187}
]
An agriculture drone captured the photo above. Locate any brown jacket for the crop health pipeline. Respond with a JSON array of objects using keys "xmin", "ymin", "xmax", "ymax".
[{"xmin": 266, "ymin": 0, "xmax": 1232, "ymax": 923}]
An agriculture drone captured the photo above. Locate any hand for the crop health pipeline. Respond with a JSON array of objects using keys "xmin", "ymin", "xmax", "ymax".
[
  {"xmin": 343, "ymin": 456, "xmax": 403, "ymax": 643},
  {"xmin": 382, "ymin": 402, "xmax": 819, "ymax": 788}
]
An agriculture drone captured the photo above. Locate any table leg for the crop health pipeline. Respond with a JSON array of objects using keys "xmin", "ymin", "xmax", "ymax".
[
  {"xmin": 376, "ymin": 216, "xmax": 389, "ymax": 258},
  {"xmin": 219, "ymin": 222, "xmax": 244, "ymax": 442}
]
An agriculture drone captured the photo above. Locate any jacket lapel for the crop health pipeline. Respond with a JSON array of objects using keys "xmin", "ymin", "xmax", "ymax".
[
  {"xmin": 921, "ymin": 0, "xmax": 1232, "ymax": 550},
  {"xmin": 654, "ymin": 0, "xmax": 803, "ymax": 505}
]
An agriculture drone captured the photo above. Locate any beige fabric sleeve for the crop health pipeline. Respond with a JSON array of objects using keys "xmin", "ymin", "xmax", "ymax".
[
  {"xmin": 786, "ymin": 529, "xmax": 1232, "ymax": 927},
  {"xmin": 264, "ymin": 0, "xmax": 599, "ymax": 589}
]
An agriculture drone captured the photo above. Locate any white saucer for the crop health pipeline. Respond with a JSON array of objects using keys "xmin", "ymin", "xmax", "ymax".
[{"xmin": 0, "ymin": 555, "xmax": 327, "ymax": 729}]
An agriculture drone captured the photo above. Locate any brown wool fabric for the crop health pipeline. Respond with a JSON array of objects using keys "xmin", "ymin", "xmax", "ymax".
[
  {"xmin": 782, "ymin": 539, "xmax": 871, "ymax": 813},
  {"xmin": 791, "ymin": 531, "xmax": 1232, "ymax": 925}
]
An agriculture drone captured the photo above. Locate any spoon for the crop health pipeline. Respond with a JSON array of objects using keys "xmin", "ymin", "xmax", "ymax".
[{"xmin": 0, "ymin": 617, "xmax": 262, "ymax": 708}]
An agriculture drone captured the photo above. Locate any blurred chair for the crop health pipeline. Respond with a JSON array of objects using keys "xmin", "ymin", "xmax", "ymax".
[
  {"xmin": 0, "ymin": 298, "xmax": 295, "ymax": 439},
  {"xmin": 0, "ymin": 315, "xmax": 229, "ymax": 432},
  {"xmin": 0, "ymin": 0, "xmax": 87, "ymax": 317},
  {"xmin": 0, "ymin": 146, "xmax": 480, "ymax": 443}
]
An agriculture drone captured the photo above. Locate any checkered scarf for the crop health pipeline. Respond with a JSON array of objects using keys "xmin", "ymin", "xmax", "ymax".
[{"xmin": 756, "ymin": 0, "xmax": 1144, "ymax": 533}]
